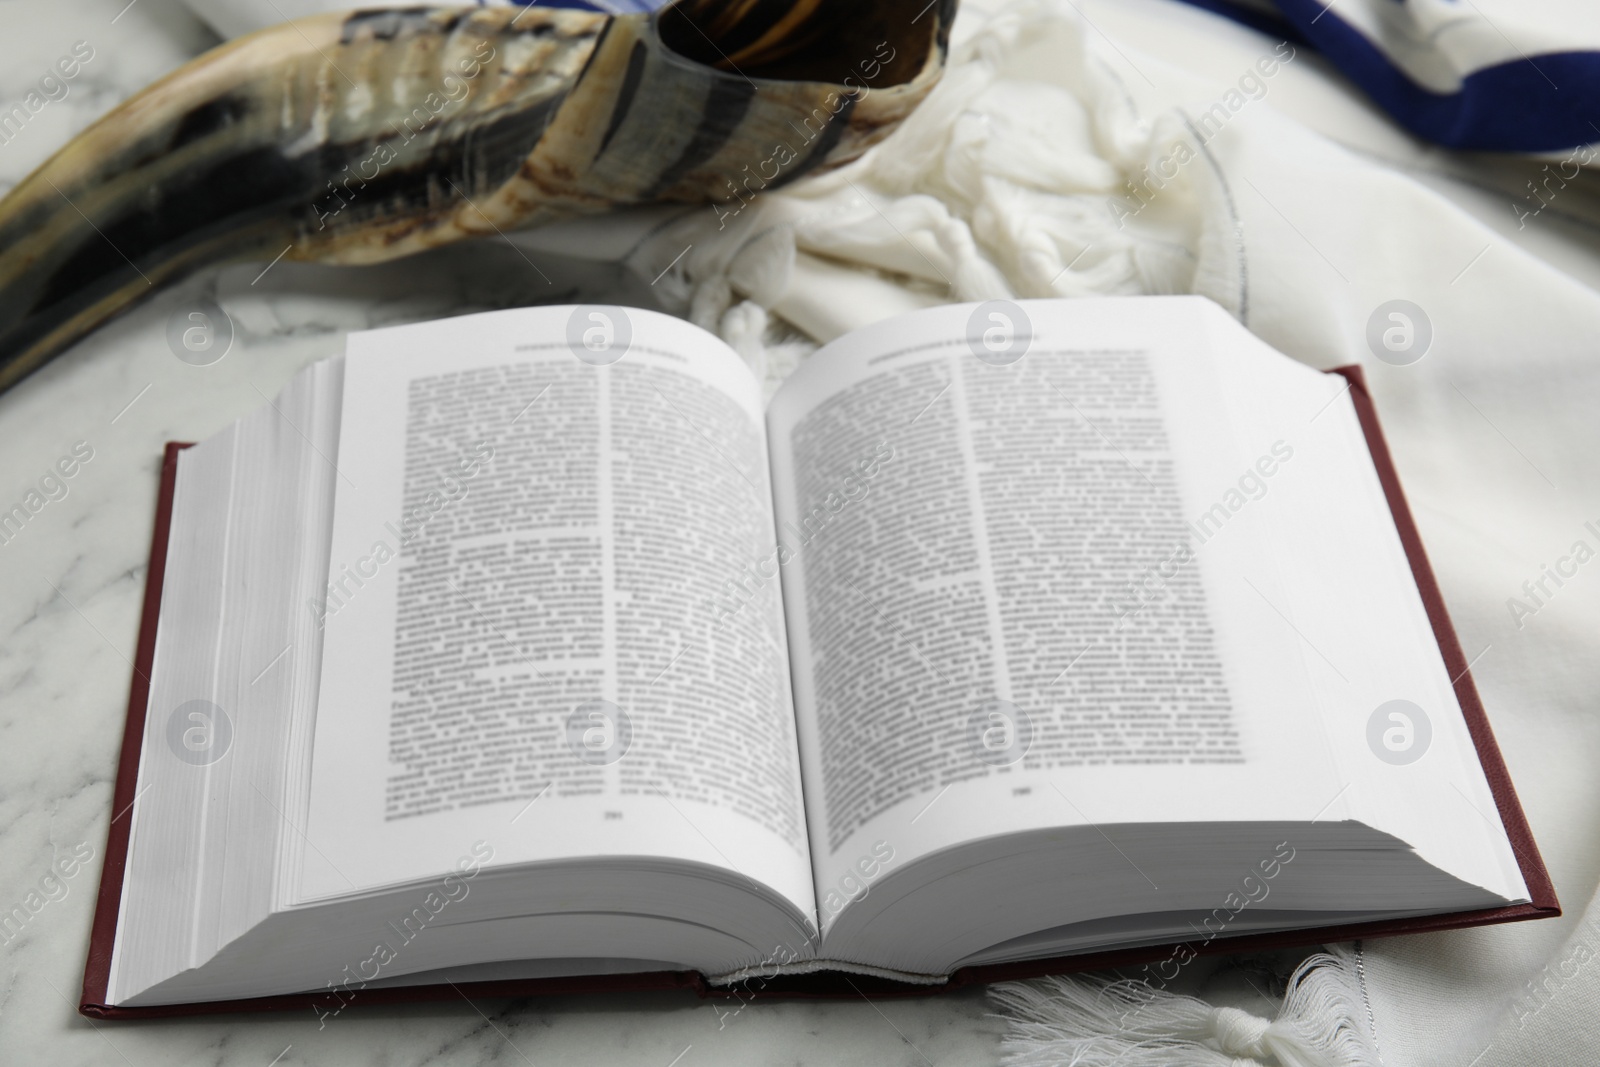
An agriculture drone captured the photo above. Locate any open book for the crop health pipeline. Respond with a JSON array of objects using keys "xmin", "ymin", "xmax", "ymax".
[{"xmin": 84, "ymin": 297, "xmax": 1554, "ymax": 1016}]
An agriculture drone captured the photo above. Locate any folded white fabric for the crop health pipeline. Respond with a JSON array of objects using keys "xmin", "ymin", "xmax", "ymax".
[{"xmin": 516, "ymin": 0, "xmax": 1600, "ymax": 378}]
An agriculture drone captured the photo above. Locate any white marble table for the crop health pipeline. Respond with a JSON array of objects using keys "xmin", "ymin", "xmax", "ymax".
[{"xmin": 7, "ymin": 1, "xmax": 1577, "ymax": 1064}]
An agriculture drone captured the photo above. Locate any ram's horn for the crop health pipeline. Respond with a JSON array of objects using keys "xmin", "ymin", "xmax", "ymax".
[{"xmin": 0, "ymin": 0, "xmax": 952, "ymax": 395}]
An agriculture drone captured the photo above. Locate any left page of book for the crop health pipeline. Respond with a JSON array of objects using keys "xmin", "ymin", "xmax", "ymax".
[{"xmin": 298, "ymin": 306, "xmax": 813, "ymax": 925}]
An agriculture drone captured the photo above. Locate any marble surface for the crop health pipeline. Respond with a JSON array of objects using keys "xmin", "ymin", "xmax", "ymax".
[{"xmin": 5, "ymin": 1, "xmax": 1597, "ymax": 1065}]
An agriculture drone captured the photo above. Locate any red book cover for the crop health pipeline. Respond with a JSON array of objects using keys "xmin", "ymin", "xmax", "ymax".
[{"xmin": 79, "ymin": 366, "xmax": 1558, "ymax": 1019}]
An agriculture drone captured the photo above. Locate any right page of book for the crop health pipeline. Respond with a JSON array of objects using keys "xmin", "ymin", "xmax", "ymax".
[{"xmin": 765, "ymin": 296, "xmax": 1526, "ymax": 918}]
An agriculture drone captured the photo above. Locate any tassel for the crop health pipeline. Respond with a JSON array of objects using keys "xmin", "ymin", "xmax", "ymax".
[
  {"xmin": 989, "ymin": 945, "xmax": 1380, "ymax": 1067},
  {"xmin": 718, "ymin": 300, "xmax": 770, "ymax": 383}
]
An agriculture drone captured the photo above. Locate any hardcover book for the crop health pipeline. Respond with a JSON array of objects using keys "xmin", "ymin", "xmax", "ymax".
[{"xmin": 81, "ymin": 296, "xmax": 1556, "ymax": 1018}]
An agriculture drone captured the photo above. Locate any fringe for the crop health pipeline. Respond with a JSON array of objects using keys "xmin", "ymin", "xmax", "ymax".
[
  {"xmin": 988, "ymin": 945, "xmax": 1380, "ymax": 1067},
  {"xmin": 616, "ymin": 0, "xmax": 1234, "ymax": 391}
]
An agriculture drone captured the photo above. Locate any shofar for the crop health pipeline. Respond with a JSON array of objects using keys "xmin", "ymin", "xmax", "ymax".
[{"xmin": 0, "ymin": 0, "xmax": 953, "ymax": 395}]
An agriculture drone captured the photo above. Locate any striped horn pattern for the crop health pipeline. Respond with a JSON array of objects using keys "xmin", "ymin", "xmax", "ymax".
[{"xmin": 0, "ymin": 0, "xmax": 953, "ymax": 396}]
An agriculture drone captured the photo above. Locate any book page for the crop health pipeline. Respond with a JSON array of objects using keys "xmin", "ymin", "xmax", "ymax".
[
  {"xmin": 1203, "ymin": 317, "xmax": 1527, "ymax": 907},
  {"xmin": 766, "ymin": 297, "xmax": 1523, "ymax": 919},
  {"xmin": 300, "ymin": 306, "xmax": 813, "ymax": 924}
]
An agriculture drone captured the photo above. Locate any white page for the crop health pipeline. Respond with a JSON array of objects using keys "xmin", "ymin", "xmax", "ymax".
[
  {"xmin": 110, "ymin": 362, "xmax": 342, "ymax": 1005},
  {"xmin": 766, "ymin": 296, "xmax": 1524, "ymax": 911},
  {"xmin": 300, "ymin": 306, "xmax": 813, "ymax": 923},
  {"xmin": 1203, "ymin": 314, "xmax": 1526, "ymax": 904}
]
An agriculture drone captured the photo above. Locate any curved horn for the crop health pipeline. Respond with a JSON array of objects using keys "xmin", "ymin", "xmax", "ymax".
[{"xmin": 0, "ymin": 0, "xmax": 951, "ymax": 396}]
